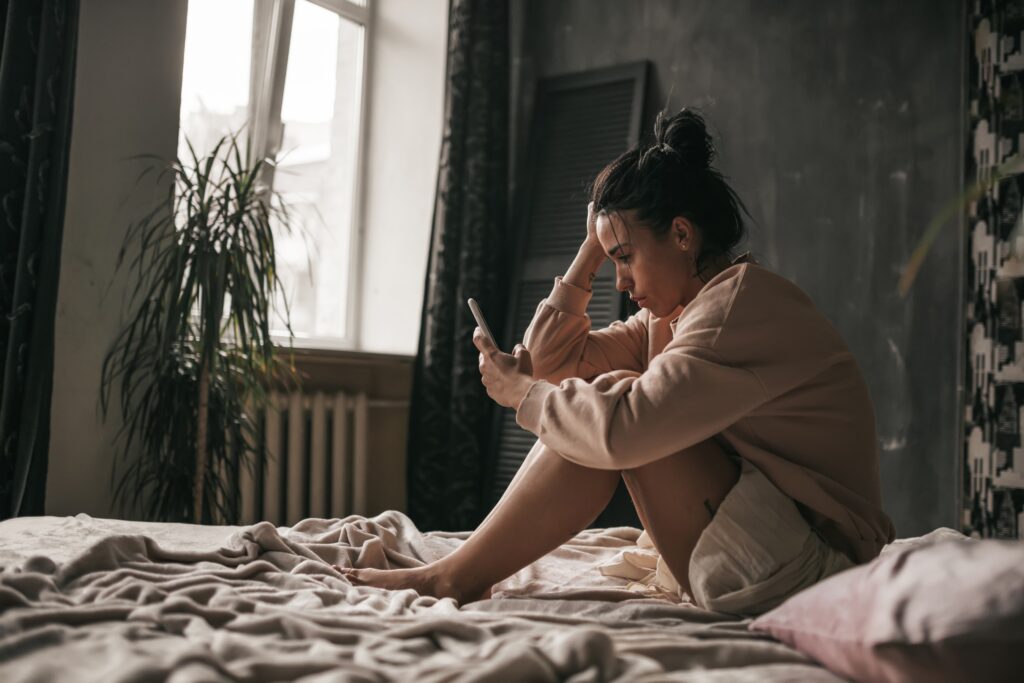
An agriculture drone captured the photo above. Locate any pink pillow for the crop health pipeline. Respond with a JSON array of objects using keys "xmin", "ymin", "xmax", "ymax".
[{"xmin": 749, "ymin": 528, "xmax": 1023, "ymax": 683}]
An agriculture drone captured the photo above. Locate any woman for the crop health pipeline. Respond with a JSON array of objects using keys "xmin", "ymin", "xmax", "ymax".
[{"xmin": 339, "ymin": 109, "xmax": 896, "ymax": 616}]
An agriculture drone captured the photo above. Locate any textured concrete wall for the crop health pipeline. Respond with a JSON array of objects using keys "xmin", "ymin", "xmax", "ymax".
[{"xmin": 514, "ymin": 0, "xmax": 965, "ymax": 536}]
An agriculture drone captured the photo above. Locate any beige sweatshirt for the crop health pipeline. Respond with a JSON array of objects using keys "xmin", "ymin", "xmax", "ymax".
[{"xmin": 516, "ymin": 259, "xmax": 896, "ymax": 564}]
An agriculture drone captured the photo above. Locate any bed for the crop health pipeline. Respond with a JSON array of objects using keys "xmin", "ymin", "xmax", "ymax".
[{"xmin": 0, "ymin": 511, "xmax": 845, "ymax": 682}]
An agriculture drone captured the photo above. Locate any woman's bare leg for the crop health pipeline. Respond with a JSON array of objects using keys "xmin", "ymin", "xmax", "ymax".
[
  {"xmin": 342, "ymin": 436, "xmax": 738, "ymax": 604},
  {"xmin": 620, "ymin": 438, "xmax": 739, "ymax": 598},
  {"xmin": 339, "ymin": 440, "xmax": 620, "ymax": 602},
  {"xmin": 474, "ymin": 436, "xmax": 549, "ymax": 530}
]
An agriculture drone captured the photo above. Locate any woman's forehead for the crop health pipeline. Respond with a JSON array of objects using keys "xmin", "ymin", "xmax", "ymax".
[{"xmin": 596, "ymin": 210, "xmax": 639, "ymax": 247}]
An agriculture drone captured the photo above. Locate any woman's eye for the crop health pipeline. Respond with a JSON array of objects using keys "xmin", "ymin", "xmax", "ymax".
[{"xmin": 618, "ymin": 255, "xmax": 631, "ymax": 263}]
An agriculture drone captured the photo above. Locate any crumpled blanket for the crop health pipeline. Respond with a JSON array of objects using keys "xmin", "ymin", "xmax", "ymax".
[
  {"xmin": 596, "ymin": 529, "xmax": 687, "ymax": 602},
  {"xmin": 0, "ymin": 511, "xmax": 838, "ymax": 682}
]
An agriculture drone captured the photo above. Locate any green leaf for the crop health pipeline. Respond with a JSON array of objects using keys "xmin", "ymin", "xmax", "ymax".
[{"xmin": 901, "ymin": 155, "xmax": 1024, "ymax": 296}]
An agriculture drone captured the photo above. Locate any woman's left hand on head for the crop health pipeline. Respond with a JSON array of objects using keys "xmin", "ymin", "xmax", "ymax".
[{"xmin": 473, "ymin": 328, "xmax": 535, "ymax": 409}]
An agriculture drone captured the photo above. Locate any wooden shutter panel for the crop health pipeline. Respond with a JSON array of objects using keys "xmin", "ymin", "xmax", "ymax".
[{"xmin": 487, "ymin": 63, "xmax": 649, "ymax": 527}]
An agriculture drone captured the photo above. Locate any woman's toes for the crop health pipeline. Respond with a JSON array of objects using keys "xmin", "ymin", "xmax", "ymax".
[{"xmin": 334, "ymin": 566, "xmax": 363, "ymax": 581}]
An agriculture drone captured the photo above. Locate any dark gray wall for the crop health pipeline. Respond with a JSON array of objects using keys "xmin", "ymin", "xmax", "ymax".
[{"xmin": 512, "ymin": 0, "xmax": 965, "ymax": 537}]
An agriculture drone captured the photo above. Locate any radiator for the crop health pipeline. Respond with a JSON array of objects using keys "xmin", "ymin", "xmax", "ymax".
[{"xmin": 236, "ymin": 391, "xmax": 371, "ymax": 526}]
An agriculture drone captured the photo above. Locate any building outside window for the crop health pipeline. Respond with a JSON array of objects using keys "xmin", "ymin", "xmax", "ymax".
[{"xmin": 178, "ymin": 0, "xmax": 370, "ymax": 349}]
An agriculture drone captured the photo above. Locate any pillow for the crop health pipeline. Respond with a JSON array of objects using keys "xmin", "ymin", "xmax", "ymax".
[{"xmin": 749, "ymin": 527, "xmax": 1023, "ymax": 683}]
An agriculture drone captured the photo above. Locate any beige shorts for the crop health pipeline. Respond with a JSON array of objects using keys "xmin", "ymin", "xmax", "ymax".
[{"xmin": 686, "ymin": 458, "xmax": 854, "ymax": 616}]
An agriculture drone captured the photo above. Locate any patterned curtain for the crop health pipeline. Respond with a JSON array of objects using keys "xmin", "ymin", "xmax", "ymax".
[
  {"xmin": 406, "ymin": 0, "xmax": 509, "ymax": 531},
  {"xmin": 0, "ymin": 0, "xmax": 79, "ymax": 518},
  {"xmin": 965, "ymin": 1, "xmax": 1024, "ymax": 539}
]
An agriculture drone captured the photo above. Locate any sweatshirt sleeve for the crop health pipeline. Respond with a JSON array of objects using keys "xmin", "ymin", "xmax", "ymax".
[
  {"xmin": 522, "ymin": 277, "xmax": 647, "ymax": 384},
  {"xmin": 514, "ymin": 343, "xmax": 769, "ymax": 470}
]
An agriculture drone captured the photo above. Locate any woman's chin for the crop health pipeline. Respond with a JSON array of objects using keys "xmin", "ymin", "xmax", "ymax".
[{"xmin": 649, "ymin": 303, "xmax": 682, "ymax": 319}]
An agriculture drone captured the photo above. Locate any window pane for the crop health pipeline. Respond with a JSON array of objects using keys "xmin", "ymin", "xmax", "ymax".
[
  {"xmin": 270, "ymin": 1, "xmax": 364, "ymax": 344},
  {"xmin": 178, "ymin": 0, "xmax": 253, "ymax": 160}
]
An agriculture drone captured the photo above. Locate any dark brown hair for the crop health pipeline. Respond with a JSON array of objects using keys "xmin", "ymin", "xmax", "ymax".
[{"xmin": 590, "ymin": 108, "xmax": 749, "ymax": 280}]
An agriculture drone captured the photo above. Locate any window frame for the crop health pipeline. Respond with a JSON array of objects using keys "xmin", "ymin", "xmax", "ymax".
[{"xmin": 249, "ymin": 0, "xmax": 373, "ymax": 351}]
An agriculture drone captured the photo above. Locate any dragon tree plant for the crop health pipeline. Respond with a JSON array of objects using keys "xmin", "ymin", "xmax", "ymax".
[{"xmin": 101, "ymin": 130, "xmax": 302, "ymax": 523}]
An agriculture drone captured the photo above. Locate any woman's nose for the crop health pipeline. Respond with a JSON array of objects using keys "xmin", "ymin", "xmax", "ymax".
[{"xmin": 615, "ymin": 276, "xmax": 632, "ymax": 293}]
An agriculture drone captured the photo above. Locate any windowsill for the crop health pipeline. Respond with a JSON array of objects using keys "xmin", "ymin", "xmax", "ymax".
[
  {"xmin": 273, "ymin": 343, "xmax": 415, "ymax": 365},
  {"xmin": 269, "ymin": 343, "xmax": 415, "ymax": 397},
  {"xmin": 270, "ymin": 333, "xmax": 415, "ymax": 364}
]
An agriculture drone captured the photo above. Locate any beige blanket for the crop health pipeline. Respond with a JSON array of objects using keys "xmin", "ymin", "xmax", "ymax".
[{"xmin": 0, "ymin": 512, "xmax": 840, "ymax": 681}]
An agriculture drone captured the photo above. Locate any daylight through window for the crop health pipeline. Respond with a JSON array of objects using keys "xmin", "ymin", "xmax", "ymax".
[{"xmin": 179, "ymin": 0, "xmax": 369, "ymax": 348}]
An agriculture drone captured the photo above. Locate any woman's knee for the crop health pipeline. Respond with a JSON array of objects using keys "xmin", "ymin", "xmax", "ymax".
[{"xmin": 621, "ymin": 438, "xmax": 739, "ymax": 500}]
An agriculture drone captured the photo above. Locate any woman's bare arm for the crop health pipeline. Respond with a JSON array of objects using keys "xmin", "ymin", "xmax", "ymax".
[
  {"xmin": 563, "ymin": 202, "xmax": 607, "ymax": 291},
  {"xmin": 522, "ymin": 202, "xmax": 645, "ymax": 383},
  {"xmin": 562, "ymin": 239, "xmax": 607, "ymax": 292}
]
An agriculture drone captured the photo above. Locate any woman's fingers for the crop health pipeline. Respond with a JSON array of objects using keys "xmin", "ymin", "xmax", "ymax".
[
  {"xmin": 475, "ymin": 334, "xmax": 526, "ymax": 405},
  {"xmin": 477, "ymin": 349, "xmax": 492, "ymax": 386},
  {"xmin": 586, "ymin": 201, "xmax": 598, "ymax": 241},
  {"xmin": 472, "ymin": 326, "xmax": 499, "ymax": 356},
  {"xmin": 513, "ymin": 344, "xmax": 533, "ymax": 377}
]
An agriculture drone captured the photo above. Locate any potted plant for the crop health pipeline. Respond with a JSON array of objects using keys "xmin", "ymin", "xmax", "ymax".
[{"xmin": 100, "ymin": 130, "xmax": 301, "ymax": 523}]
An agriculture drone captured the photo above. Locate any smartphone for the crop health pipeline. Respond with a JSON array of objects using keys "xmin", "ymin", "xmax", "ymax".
[{"xmin": 467, "ymin": 298, "xmax": 499, "ymax": 350}]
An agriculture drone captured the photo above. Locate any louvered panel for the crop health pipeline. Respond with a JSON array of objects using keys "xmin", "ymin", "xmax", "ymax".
[
  {"xmin": 489, "ymin": 62, "xmax": 648, "ymax": 520},
  {"xmin": 526, "ymin": 81, "xmax": 639, "ymax": 259},
  {"xmin": 587, "ymin": 276, "xmax": 619, "ymax": 328},
  {"xmin": 512, "ymin": 279, "xmax": 553, "ymax": 341},
  {"xmin": 494, "ymin": 410, "xmax": 535, "ymax": 490}
]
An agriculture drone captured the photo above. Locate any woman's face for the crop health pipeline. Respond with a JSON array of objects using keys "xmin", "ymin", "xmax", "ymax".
[{"xmin": 594, "ymin": 210, "xmax": 699, "ymax": 318}]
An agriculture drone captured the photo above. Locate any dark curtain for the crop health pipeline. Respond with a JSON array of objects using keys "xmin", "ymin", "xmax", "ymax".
[
  {"xmin": 406, "ymin": 0, "xmax": 509, "ymax": 531},
  {"xmin": 0, "ymin": 0, "xmax": 79, "ymax": 518}
]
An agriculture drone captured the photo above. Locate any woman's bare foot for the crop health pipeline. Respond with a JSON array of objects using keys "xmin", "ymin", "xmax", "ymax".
[{"xmin": 333, "ymin": 564, "xmax": 493, "ymax": 604}]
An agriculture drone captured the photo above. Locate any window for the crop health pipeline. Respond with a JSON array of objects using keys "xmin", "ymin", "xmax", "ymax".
[{"xmin": 179, "ymin": 0, "xmax": 371, "ymax": 349}]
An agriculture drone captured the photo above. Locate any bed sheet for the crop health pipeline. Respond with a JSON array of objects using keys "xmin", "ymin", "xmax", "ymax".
[{"xmin": 0, "ymin": 512, "xmax": 841, "ymax": 682}]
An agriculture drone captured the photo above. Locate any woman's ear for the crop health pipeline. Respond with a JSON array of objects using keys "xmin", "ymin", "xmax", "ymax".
[{"xmin": 671, "ymin": 217, "xmax": 694, "ymax": 252}]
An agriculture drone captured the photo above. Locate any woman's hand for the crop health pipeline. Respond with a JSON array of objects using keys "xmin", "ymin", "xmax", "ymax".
[
  {"xmin": 473, "ymin": 328, "xmax": 535, "ymax": 410},
  {"xmin": 586, "ymin": 201, "xmax": 600, "ymax": 247}
]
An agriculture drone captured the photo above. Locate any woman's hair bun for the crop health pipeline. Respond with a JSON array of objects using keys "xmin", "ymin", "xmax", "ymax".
[{"xmin": 653, "ymin": 108, "xmax": 714, "ymax": 172}]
